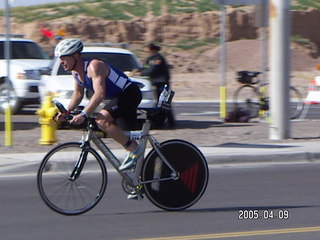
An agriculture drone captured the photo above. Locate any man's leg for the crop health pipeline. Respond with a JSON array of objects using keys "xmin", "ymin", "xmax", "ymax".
[
  {"xmin": 96, "ymin": 110, "xmax": 143, "ymax": 171},
  {"xmin": 95, "ymin": 109, "xmax": 137, "ymax": 152}
]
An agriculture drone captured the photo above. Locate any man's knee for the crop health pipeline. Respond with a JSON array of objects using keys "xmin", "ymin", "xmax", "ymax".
[
  {"xmin": 95, "ymin": 111, "xmax": 113, "ymax": 130},
  {"xmin": 96, "ymin": 117, "xmax": 107, "ymax": 129}
]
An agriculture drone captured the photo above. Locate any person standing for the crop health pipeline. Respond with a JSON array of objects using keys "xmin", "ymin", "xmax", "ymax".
[{"xmin": 132, "ymin": 43, "xmax": 175, "ymax": 128}]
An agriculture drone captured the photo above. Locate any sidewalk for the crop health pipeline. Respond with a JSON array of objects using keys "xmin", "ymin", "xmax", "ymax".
[
  {"xmin": 1, "ymin": 141, "xmax": 320, "ymax": 176},
  {"xmin": 1, "ymin": 113, "xmax": 320, "ymax": 176}
]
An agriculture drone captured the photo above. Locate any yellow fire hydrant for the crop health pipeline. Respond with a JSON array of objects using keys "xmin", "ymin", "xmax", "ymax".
[{"xmin": 37, "ymin": 96, "xmax": 58, "ymax": 145}]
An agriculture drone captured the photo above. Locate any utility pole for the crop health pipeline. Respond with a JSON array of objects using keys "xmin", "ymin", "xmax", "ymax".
[{"xmin": 269, "ymin": 0, "xmax": 291, "ymax": 140}]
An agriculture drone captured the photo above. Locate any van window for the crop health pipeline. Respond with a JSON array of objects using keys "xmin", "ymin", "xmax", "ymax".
[{"xmin": 0, "ymin": 41, "xmax": 49, "ymax": 59}]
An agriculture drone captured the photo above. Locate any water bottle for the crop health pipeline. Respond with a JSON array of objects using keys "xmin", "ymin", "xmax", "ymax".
[{"xmin": 157, "ymin": 85, "xmax": 168, "ymax": 108}]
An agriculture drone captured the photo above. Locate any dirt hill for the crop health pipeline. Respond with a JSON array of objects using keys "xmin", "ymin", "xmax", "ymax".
[
  {"xmin": 1, "ymin": 8, "xmax": 316, "ymax": 101},
  {"xmin": 1, "ymin": 8, "xmax": 319, "ymax": 74}
]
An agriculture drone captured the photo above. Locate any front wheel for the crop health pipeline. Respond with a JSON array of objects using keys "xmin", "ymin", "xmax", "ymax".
[
  {"xmin": 142, "ymin": 140, "xmax": 209, "ymax": 211},
  {"xmin": 289, "ymin": 86, "xmax": 304, "ymax": 119},
  {"xmin": 233, "ymin": 85, "xmax": 261, "ymax": 118},
  {"xmin": 37, "ymin": 142, "xmax": 107, "ymax": 215}
]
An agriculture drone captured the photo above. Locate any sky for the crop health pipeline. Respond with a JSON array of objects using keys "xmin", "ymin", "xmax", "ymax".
[{"xmin": 1, "ymin": 0, "xmax": 80, "ymax": 8}]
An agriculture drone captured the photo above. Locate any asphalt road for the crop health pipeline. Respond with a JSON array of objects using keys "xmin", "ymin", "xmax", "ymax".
[{"xmin": 1, "ymin": 162, "xmax": 320, "ymax": 240}]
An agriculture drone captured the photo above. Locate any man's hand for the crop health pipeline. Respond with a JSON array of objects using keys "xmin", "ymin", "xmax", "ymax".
[
  {"xmin": 53, "ymin": 112, "xmax": 70, "ymax": 123},
  {"xmin": 69, "ymin": 113, "xmax": 86, "ymax": 125}
]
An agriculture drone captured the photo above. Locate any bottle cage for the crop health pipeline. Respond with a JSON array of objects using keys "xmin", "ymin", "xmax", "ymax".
[{"xmin": 158, "ymin": 89, "xmax": 175, "ymax": 111}]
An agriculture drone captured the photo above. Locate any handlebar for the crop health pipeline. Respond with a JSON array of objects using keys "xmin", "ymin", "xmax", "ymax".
[
  {"xmin": 53, "ymin": 100, "xmax": 67, "ymax": 113},
  {"xmin": 53, "ymin": 101, "xmax": 91, "ymax": 129},
  {"xmin": 237, "ymin": 70, "xmax": 261, "ymax": 78},
  {"xmin": 236, "ymin": 71, "xmax": 261, "ymax": 84}
]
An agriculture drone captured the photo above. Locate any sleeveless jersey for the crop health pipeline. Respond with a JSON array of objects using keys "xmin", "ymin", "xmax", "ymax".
[{"xmin": 74, "ymin": 59, "xmax": 132, "ymax": 99}]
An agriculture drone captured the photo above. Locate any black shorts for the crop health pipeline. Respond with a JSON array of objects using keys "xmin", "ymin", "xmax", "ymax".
[{"xmin": 103, "ymin": 83, "xmax": 142, "ymax": 129}]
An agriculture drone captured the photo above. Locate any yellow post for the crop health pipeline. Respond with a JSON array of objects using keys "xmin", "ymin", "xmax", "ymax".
[
  {"xmin": 259, "ymin": 86, "xmax": 266, "ymax": 118},
  {"xmin": 220, "ymin": 86, "xmax": 227, "ymax": 118},
  {"xmin": 5, "ymin": 103, "xmax": 12, "ymax": 147}
]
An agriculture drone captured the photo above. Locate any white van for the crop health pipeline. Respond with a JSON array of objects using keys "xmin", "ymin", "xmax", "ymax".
[{"xmin": 0, "ymin": 36, "xmax": 50, "ymax": 114}]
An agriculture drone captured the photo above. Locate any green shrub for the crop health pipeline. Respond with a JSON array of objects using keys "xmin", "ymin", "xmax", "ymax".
[
  {"xmin": 0, "ymin": 0, "xmax": 318, "ymax": 22},
  {"xmin": 174, "ymin": 38, "xmax": 219, "ymax": 50}
]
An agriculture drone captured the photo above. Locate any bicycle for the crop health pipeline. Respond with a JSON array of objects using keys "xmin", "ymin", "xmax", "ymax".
[
  {"xmin": 233, "ymin": 71, "xmax": 304, "ymax": 119},
  {"xmin": 37, "ymin": 90, "xmax": 209, "ymax": 216}
]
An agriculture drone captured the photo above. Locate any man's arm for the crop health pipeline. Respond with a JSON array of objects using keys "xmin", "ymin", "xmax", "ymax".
[
  {"xmin": 84, "ymin": 59, "xmax": 108, "ymax": 115},
  {"xmin": 55, "ymin": 74, "xmax": 84, "ymax": 123},
  {"xmin": 67, "ymin": 76, "xmax": 85, "ymax": 111}
]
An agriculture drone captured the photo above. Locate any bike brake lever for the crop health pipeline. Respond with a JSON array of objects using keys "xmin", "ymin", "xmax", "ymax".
[{"xmin": 53, "ymin": 100, "xmax": 67, "ymax": 113}]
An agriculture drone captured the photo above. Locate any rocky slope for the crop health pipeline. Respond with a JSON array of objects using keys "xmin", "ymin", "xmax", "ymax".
[
  {"xmin": 0, "ymin": 8, "xmax": 319, "ymax": 74},
  {"xmin": 6, "ymin": 8, "xmax": 319, "ymax": 48}
]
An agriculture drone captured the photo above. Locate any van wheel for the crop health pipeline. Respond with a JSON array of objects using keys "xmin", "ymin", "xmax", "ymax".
[{"xmin": 0, "ymin": 85, "xmax": 22, "ymax": 114}]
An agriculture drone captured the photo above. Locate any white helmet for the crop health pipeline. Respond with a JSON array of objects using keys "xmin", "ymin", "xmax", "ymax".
[{"xmin": 54, "ymin": 38, "xmax": 83, "ymax": 57}]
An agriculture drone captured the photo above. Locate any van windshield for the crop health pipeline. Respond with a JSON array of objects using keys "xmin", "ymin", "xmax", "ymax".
[{"xmin": 0, "ymin": 41, "xmax": 49, "ymax": 59}]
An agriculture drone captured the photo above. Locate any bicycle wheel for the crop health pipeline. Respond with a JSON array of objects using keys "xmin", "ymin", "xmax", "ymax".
[
  {"xmin": 289, "ymin": 86, "xmax": 304, "ymax": 119},
  {"xmin": 37, "ymin": 142, "xmax": 107, "ymax": 215},
  {"xmin": 142, "ymin": 139, "xmax": 209, "ymax": 211},
  {"xmin": 233, "ymin": 85, "xmax": 261, "ymax": 118}
]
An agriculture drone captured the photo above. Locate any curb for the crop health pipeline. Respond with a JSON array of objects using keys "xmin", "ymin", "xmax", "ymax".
[{"xmin": 204, "ymin": 152, "xmax": 320, "ymax": 165}]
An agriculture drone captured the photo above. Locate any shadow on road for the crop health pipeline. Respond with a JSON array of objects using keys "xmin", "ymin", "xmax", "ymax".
[
  {"xmin": 292, "ymin": 136, "xmax": 320, "ymax": 140},
  {"xmin": 0, "ymin": 121, "xmax": 38, "ymax": 131},
  {"xmin": 158, "ymin": 120, "xmax": 224, "ymax": 130},
  {"xmin": 19, "ymin": 109, "xmax": 37, "ymax": 115}
]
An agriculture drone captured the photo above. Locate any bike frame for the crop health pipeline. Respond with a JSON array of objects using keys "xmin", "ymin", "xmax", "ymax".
[{"xmin": 77, "ymin": 114, "xmax": 179, "ymax": 189}]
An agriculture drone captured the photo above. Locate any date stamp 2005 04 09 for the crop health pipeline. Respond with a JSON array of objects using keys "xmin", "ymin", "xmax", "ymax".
[{"xmin": 238, "ymin": 209, "xmax": 289, "ymax": 220}]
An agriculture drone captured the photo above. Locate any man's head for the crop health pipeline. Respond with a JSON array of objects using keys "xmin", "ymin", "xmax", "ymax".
[
  {"xmin": 55, "ymin": 38, "xmax": 83, "ymax": 71},
  {"xmin": 55, "ymin": 38, "xmax": 83, "ymax": 57}
]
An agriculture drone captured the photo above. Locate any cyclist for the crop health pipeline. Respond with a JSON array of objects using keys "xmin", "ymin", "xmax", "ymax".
[
  {"xmin": 54, "ymin": 38, "xmax": 143, "ymax": 172},
  {"xmin": 132, "ymin": 43, "xmax": 175, "ymax": 128}
]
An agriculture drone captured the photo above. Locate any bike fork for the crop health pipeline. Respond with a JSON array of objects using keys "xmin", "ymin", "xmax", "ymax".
[{"xmin": 69, "ymin": 142, "xmax": 90, "ymax": 181}]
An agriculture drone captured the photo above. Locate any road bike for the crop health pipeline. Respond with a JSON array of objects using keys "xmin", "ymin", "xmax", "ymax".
[
  {"xmin": 233, "ymin": 71, "xmax": 304, "ymax": 119},
  {"xmin": 37, "ymin": 90, "xmax": 209, "ymax": 216}
]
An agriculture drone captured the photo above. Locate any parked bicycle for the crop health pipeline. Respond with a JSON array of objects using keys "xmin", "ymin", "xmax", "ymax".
[
  {"xmin": 37, "ymin": 89, "xmax": 209, "ymax": 216},
  {"xmin": 233, "ymin": 71, "xmax": 304, "ymax": 119}
]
